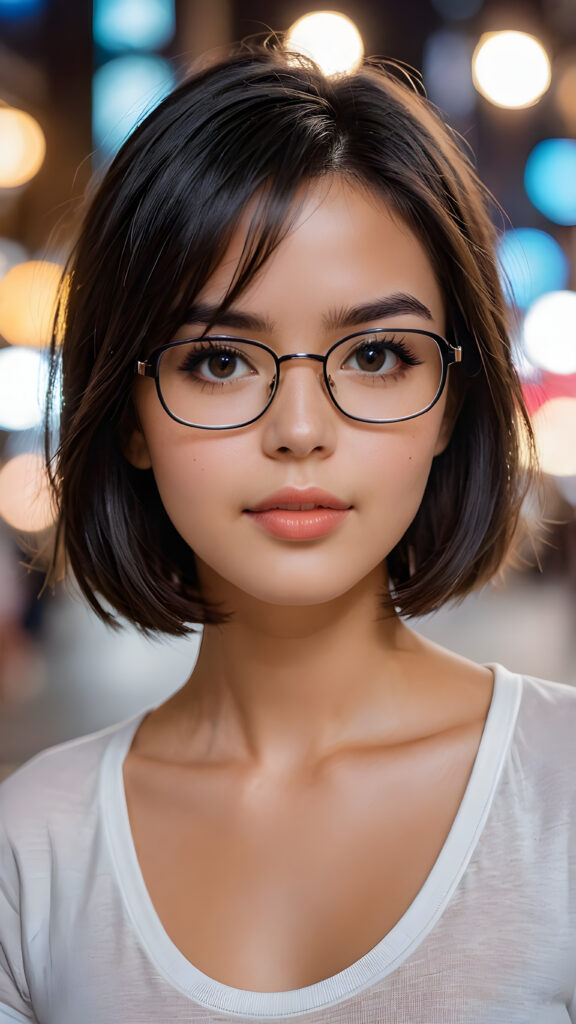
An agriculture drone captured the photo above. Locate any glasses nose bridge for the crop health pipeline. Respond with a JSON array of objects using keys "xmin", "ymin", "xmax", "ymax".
[
  {"xmin": 273, "ymin": 351, "xmax": 329, "ymax": 399},
  {"xmin": 276, "ymin": 352, "xmax": 326, "ymax": 368}
]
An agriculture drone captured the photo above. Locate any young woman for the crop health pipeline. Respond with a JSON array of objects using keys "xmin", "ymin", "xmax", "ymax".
[{"xmin": 1, "ymin": 40, "xmax": 575, "ymax": 1024}]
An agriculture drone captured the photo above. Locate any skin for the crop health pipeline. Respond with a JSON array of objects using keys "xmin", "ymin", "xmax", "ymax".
[
  {"xmin": 123, "ymin": 177, "xmax": 495, "ymax": 989},
  {"xmin": 124, "ymin": 180, "xmax": 487, "ymax": 778}
]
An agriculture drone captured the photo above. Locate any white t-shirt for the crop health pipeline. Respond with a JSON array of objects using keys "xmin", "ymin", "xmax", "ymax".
[{"xmin": 1, "ymin": 663, "xmax": 576, "ymax": 1023}]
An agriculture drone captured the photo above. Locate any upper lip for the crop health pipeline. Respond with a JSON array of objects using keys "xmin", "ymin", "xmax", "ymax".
[{"xmin": 246, "ymin": 487, "xmax": 352, "ymax": 512}]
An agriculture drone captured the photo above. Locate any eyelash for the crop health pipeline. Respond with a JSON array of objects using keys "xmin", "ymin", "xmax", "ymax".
[
  {"xmin": 174, "ymin": 336, "xmax": 423, "ymax": 389},
  {"xmin": 346, "ymin": 336, "xmax": 422, "ymax": 365},
  {"xmin": 177, "ymin": 343, "xmax": 253, "ymax": 384}
]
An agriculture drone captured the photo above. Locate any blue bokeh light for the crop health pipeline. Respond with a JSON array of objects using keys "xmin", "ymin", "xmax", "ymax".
[
  {"xmin": 525, "ymin": 139, "xmax": 576, "ymax": 225},
  {"xmin": 497, "ymin": 228, "xmax": 570, "ymax": 309},
  {"xmin": 0, "ymin": 0, "xmax": 46, "ymax": 17},
  {"xmin": 92, "ymin": 54, "xmax": 175, "ymax": 155},
  {"xmin": 94, "ymin": 0, "xmax": 175, "ymax": 53}
]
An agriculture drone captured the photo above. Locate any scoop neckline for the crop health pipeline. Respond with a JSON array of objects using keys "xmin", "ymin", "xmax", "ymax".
[{"xmin": 100, "ymin": 662, "xmax": 522, "ymax": 1019}]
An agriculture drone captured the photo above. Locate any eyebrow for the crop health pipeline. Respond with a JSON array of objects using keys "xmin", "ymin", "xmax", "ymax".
[{"xmin": 182, "ymin": 292, "xmax": 433, "ymax": 333}]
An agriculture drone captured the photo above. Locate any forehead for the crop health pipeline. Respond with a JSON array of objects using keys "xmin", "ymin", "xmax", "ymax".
[{"xmin": 192, "ymin": 176, "xmax": 445, "ymax": 334}]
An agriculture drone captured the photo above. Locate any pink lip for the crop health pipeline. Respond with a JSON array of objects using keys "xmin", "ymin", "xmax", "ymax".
[
  {"xmin": 246, "ymin": 487, "xmax": 352, "ymax": 513},
  {"xmin": 245, "ymin": 507, "xmax": 350, "ymax": 540},
  {"xmin": 244, "ymin": 487, "xmax": 352, "ymax": 540}
]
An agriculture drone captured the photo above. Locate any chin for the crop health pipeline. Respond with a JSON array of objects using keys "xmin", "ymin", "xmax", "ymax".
[
  {"xmin": 250, "ymin": 589, "xmax": 348, "ymax": 608},
  {"xmin": 194, "ymin": 549, "xmax": 392, "ymax": 612},
  {"xmin": 213, "ymin": 568, "xmax": 387, "ymax": 611}
]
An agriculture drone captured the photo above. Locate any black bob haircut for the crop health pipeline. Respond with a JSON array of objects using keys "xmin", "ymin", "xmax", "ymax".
[{"xmin": 45, "ymin": 39, "xmax": 538, "ymax": 635}]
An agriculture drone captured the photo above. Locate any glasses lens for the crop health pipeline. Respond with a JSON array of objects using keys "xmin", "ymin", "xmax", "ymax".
[
  {"xmin": 326, "ymin": 331, "xmax": 443, "ymax": 421},
  {"xmin": 158, "ymin": 338, "xmax": 277, "ymax": 427}
]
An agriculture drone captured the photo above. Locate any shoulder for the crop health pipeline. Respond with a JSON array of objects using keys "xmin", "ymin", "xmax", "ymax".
[
  {"xmin": 493, "ymin": 660, "xmax": 576, "ymax": 715},
  {"xmin": 0, "ymin": 711, "xmax": 145, "ymax": 852},
  {"xmin": 511, "ymin": 667, "xmax": 576, "ymax": 749},
  {"xmin": 496, "ymin": 663, "xmax": 576, "ymax": 802}
]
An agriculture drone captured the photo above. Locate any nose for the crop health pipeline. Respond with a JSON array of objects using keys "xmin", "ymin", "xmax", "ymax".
[{"xmin": 260, "ymin": 354, "xmax": 338, "ymax": 459}]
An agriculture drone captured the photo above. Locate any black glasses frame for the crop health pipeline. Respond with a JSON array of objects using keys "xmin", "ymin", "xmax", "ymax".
[{"xmin": 135, "ymin": 328, "xmax": 462, "ymax": 429}]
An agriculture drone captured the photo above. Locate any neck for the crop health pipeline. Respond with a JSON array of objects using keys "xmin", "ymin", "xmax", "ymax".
[{"xmin": 170, "ymin": 563, "xmax": 427, "ymax": 775}]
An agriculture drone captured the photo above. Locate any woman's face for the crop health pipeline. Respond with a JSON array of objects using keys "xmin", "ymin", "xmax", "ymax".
[{"xmin": 128, "ymin": 177, "xmax": 454, "ymax": 609}]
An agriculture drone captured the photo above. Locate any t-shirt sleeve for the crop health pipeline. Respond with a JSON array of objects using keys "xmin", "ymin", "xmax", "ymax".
[{"xmin": 0, "ymin": 817, "xmax": 37, "ymax": 1023}]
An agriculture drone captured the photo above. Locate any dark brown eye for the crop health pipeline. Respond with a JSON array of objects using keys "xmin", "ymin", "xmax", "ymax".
[
  {"xmin": 176, "ymin": 345, "xmax": 253, "ymax": 382},
  {"xmin": 207, "ymin": 353, "xmax": 238, "ymax": 378},
  {"xmin": 345, "ymin": 343, "xmax": 399, "ymax": 374},
  {"xmin": 356, "ymin": 345, "xmax": 393, "ymax": 372}
]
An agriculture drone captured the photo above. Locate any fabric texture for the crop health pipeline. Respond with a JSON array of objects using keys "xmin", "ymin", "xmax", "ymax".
[{"xmin": 1, "ymin": 663, "xmax": 576, "ymax": 1023}]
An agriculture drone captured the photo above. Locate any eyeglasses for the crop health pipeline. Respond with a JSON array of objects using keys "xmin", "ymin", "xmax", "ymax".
[{"xmin": 135, "ymin": 328, "xmax": 462, "ymax": 429}]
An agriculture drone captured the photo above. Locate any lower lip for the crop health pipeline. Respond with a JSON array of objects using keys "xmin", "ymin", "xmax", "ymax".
[{"xmin": 244, "ymin": 508, "xmax": 351, "ymax": 539}]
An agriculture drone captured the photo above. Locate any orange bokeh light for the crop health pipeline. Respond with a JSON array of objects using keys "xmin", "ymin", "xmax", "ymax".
[
  {"xmin": 0, "ymin": 107, "xmax": 46, "ymax": 188},
  {"xmin": 0, "ymin": 453, "xmax": 56, "ymax": 532},
  {"xmin": 0, "ymin": 260, "xmax": 63, "ymax": 347}
]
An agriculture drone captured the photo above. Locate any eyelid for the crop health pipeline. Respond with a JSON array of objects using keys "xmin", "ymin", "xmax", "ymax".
[{"xmin": 169, "ymin": 325, "xmax": 430, "ymax": 355}]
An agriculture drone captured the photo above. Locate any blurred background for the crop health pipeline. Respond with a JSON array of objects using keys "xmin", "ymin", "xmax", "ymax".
[{"xmin": 0, "ymin": 0, "xmax": 575, "ymax": 779}]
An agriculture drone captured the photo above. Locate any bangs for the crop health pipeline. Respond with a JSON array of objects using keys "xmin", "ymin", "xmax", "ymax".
[
  {"xmin": 168, "ymin": 176, "xmax": 319, "ymax": 341},
  {"xmin": 93, "ymin": 58, "xmax": 346, "ymax": 358}
]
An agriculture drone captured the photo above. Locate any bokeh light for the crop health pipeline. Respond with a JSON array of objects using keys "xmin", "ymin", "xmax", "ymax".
[
  {"xmin": 0, "ymin": 238, "xmax": 28, "ymax": 281},
  {"xmin": 92, "ymin": 54, "xmax": 174, "ymax": 155},
  {"xmin": 497, "ymin": 229, "xmax": 570, "ymax": 310},
  {"xmin": 0, "ymin": 0, "xmax": 46, "ymax": 16},
  {"xmin": 524, "ymin": 139, "xmax": 576, "ymax": 225},
  {"xmin": 532, "ymin": 398, "xmax": 576, "ymax": 476},
  {"xmin": 0, "ymin": 453, "xmax": 55, "ymax": 532},
  {"xmin": 0, "ymin": 348, "xmax": 49, "ymax": 431},
  {"xmin": 472, "ymin": 31, "xmax": 551, "ymax": 108},
  {"xmin": 93, "ymin": 0, "xmax": 175, "ymax": 53},
  {"xmin": 523, "ymin": 291, "xmax": 576, "ymax": 375},
  {"xmin": 423, "ymin": 30, "xmax": 475, "ymax": 118},
  {"xmin": 0, "ymin": 260, "xmax": 62, "ymax": 347},
  {"xmin": 285, "ymin": 11, "xmax": 364, "ymax": 76},
  {"xmin": 0, "ymin": 107, "xmax": 46, "ymax": 188}
]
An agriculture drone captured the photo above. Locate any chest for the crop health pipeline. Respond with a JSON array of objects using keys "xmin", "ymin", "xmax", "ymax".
[{"xmin": 122, "ymin": 721, "xmax": 483, "ymax": 993}]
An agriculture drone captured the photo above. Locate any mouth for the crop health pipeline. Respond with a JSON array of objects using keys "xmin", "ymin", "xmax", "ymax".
[
  {"xmin": 243, "ymin": 503, "xmax": 352, "ymax": 540},
  {"xmin": 248, "ymin": 503, "xmax": 346, "ymax": 512},
  {"xmin": 246, "ymin": 489, "xmax": 352, "ymax": 513}
]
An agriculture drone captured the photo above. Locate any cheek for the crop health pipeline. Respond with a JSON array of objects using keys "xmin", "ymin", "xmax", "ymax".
[
  {"xmin": 355, "ymin": 418, "xmax": 443, "ymax": 542},
  {"xmin": 361, "ymin": 417, "xmax": 442, "ymax": 492},
  {"xmin": 145, "ymin": 427, "xmax": 241, "ymax": 539}
]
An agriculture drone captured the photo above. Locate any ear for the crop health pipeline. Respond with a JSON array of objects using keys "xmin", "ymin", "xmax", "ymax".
[
  {"xmin": 123, "ymin": 427, "xmax": 153, "ymax": 469},
  {"xmin": 433, "ymin": 379, "xmax": 467, "ymax": 457}
]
